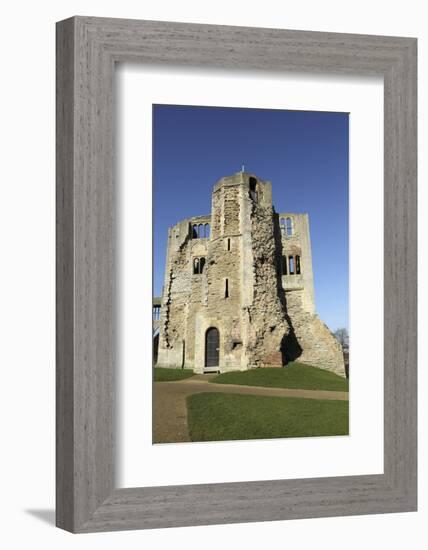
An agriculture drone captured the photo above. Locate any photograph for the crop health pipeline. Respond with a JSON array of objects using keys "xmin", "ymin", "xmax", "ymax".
[
  {"xmin": 152, "ymin": 104, "xmax": 349, "ymax": 444},
  {"xmin": 0, "ymin": 0, "xmax": 419, "ymax": 542}
]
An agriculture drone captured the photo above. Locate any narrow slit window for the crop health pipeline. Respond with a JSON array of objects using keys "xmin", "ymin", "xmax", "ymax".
[
  {"xmin": 289, "ymin": 256, "xmax": 295, "ymax": 275},
  {"xmin": 282, "ymin": 255, "xmax": 287, "ymax": 275},
  {"xmin": 227, "ymin": 238, "xmax": 231, "ymax": 251},
  {"xmin": 225, "ymin": 278, "xmax": 229, "ymax": 298},
  {"xmin": 295, "ymin": 255, "xmax": 301, "ymax": 275}
]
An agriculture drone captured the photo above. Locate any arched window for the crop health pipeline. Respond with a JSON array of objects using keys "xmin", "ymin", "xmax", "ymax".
[
  {"xmin": 289, "ymin": 255, "xmax": 295, "ymax": 275},
  {"xmin": 192, "ymin": 224, "xmax": 198, "ymax": 238},
  {"xmin": 204, "ymin": 223, "xmax": 210, "ymax": 238},
  {"xmin": 280, "ymin": 217, "xmax": 286, "ymax": 236},
  {"xmin": 152, "ymin": 305, "xmax": 161, "ymax": 321},
  {"xmin": 200, "ymin": 257, "xmax": 206, "ymax": 273},
  {"xmin": 286, "ymin": 217, "xmax": 293, "ymax": 236},
  {"xmin": 198, "ymin": 224, "xmax": 203, "ymax": 238},
  {"xmin": 282, "ymin": 255, "xmax": 287, "ymax": 275},
  {"xmin": 295, "ymin": 255, "xmax": 301, "ymax": 275}
]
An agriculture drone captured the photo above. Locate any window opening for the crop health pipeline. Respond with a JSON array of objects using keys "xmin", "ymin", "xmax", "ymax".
[
  {"xmin": 193, "ymin": 258, "xmax": 200, "ymax": 274},
  {"xmin": 249, "ymin": 177, "xmax": 258, "ymax": 202},
  {"xmin": 282, "ymin": 255, "xmax": 287, "ymax": 275}
]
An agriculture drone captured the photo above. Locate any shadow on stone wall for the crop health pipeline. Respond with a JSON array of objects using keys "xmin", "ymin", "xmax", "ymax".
[
  {"xmin": 280, "ymin": 331, "xmax": 303, "ymax": 363},
  {"xmin": 273, "ymin": 212, "xmax": 303, "ymax": 364}
]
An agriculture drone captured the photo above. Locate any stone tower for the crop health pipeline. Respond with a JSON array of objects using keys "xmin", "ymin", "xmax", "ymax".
[{"xmin": 156, "ymin": 172, "xmax": 345, "ymax": 377}]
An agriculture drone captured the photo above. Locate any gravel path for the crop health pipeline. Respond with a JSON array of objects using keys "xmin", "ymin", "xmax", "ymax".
[{"xmin": 153, "ymin": 375, "xmax": 349, "ymax": 444}]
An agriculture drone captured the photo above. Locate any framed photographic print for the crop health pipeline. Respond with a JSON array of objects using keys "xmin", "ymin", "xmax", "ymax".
[{"xmin": 56, "ymin": 16, "xmax": 417, "ymax": 532}]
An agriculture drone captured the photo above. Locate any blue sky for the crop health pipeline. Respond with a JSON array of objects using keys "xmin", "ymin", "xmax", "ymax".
[{"xmin": 153, "ymin": 104, "xmax": 349, "ymax": 332}]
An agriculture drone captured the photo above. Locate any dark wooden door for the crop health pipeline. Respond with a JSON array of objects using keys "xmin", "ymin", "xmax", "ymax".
[{"xmin": 205, "ymin": 328, "xmax": 220, "ymax": 367}]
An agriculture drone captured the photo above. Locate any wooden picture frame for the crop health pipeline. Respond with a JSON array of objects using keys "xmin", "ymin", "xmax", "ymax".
[{"xmin": 56, "ymin": 16, "xmax": 417, "ymax": 533}]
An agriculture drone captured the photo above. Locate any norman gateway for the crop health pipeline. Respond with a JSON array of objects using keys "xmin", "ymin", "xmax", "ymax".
[{"xmin": 154, "ymin": 171, "xmax": 345, "ymax": 377}]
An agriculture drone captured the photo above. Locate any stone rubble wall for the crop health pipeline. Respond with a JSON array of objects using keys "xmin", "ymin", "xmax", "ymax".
[
  {"xmin": 161, "ymin": 236, "xmax": 189, "ymax": 349},
  {"xmin": 284, "ymin": 289, "xmax": 346, "ymax": 377},
  {"xmin": 246, "ymin": 197, "xmax": 290, "ymax": 367},
  {"xmin": 244, "ymin": 189, "xmax": 345, "ymax": 377},
  {"xmin": 157, "ymin": 223, "xmax": 191, "ymax": 368}
]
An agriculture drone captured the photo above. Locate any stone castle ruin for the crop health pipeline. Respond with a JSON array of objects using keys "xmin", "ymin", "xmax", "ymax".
[{"xmin": 155, "ymin": 171, "xmax": 345, "ymax": 377}]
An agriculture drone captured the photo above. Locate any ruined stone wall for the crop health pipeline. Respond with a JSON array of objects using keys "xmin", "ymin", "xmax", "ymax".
[
  {"xmin": 157, "ymin": 211, "xmax": 214, "ymax": 369},
  {"xmin": 279, "ymin": 213, "xmax": 315, "ymax": 314},
  {"xmin": 201, "ymin": 184, "xmax": 244, "ymax": 371},
  {"xmin": 184, "ymin": 237, "xmax": 210, "ymax": 368},
  {"xmin": 156, "ymin": 221, "xmax": 190, "ymax": 368},
  {"xmin": 283, "ymin": 289, "xmax": 345, "ymax": 377},
  {"xmin": 157, "ymin": 171, "xmax": 346, "ymax": 378},
  {"xmin": 245, "ymin": 190, "xmax": 290, "ymax": 368},
  {"xmin": 277, "ymin": 212, "xmax": 345, "ymax": 376},
  {"xmin": 211, "ymin": 189, "xmax": 222, "ymax": 239}
]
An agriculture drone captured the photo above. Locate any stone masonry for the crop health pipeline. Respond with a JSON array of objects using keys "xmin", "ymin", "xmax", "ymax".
[{"xmin": 156, "ymin": 172, "xmax": 346, "ymax": 377}]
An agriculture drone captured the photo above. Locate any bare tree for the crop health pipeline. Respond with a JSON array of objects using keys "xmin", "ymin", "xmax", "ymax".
[
  {"xmin": 334, "ymin": 328, "xmax": 349, "ymax": 352},
  {"xmin": 334, "ymin": 328, "xmax": 349, "ymax": 378}
]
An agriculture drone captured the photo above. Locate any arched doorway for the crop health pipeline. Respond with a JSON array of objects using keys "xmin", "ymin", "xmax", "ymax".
[{"xmin": 205, "ymin": 327, "xmax": 220, "ymax": 370}]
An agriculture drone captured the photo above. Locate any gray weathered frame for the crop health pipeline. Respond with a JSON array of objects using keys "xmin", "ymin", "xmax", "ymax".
[{"xmin": 56, "ymin": 16, "xmax": 417, "ymax": 533}]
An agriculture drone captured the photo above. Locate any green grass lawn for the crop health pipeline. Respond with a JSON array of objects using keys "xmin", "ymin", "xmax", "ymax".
[
  {"xmin": 153, "ymin": 367, "xmax": 195, "ymax": 382},
  {"xmin": 187, "ymin": 392, "xmax": 348, "ymax": 441},
  {"xmin": 211, "ymin": 362, "xmax": 348, "ymax": 392}
]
